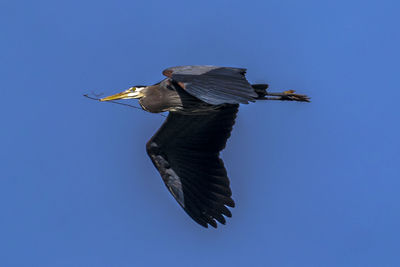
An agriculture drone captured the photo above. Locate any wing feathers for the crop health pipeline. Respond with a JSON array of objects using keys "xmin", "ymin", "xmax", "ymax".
[
  {"xmin": 146, "ymin": 105, "xmax": 238, "ymax": 228},
  {"xmin": 163, "ymin": 65, "xmax": 258, "ymax": 105}
]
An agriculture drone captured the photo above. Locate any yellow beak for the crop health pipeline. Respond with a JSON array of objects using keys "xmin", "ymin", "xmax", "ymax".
[{"xmin": 100, "ymin": 87, "xmax": 140, "ymax": 101}]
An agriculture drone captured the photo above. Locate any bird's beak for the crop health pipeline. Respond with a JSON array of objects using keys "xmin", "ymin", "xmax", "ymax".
[{"xmin": 100, "ymin": 87, "xmax": 142, "ymax": 101}]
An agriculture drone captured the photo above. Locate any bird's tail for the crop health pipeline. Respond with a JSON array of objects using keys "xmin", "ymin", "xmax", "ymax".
[
  {"xmin": 252, "ymin": 83, "xmax": 310, "ymax": 102},
  {"xmin": 251, "ymin": 84, "xmax": 269, "ymax": 99}
]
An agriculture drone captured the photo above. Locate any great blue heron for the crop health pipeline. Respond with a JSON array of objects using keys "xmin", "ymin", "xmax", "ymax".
[{"xmin": 99, "ymin": 65, "xmax": 309, "ymax": 228}]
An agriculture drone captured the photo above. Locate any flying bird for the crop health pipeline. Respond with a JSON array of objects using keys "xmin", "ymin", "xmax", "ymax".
[{"xmin": 100, "ymin": 65, "xmax": 309, "ymax": 228}]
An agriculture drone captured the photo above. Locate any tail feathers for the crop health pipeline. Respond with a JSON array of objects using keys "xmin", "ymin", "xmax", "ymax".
[{"xmin": 251, "ymin": 84, "xmax": 269, "ymax": 99}]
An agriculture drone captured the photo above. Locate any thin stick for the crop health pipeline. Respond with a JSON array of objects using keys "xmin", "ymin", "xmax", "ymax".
[{"xmin": 83, "ymin": 94, "xmax": 167, "ymax": 118}]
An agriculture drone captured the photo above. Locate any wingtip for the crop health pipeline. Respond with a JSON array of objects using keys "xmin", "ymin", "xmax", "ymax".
[{"xmin": 209, "ymin": 219, "xmax": 218, "ymax": 228}]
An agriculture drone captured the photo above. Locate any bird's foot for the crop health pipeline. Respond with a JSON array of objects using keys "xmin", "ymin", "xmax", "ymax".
[
  {"xmin": 282, "ymin": 90, "xmax": 310, "ymax": 102},
  {"xmin": 265, "ymin": 90, "xmax": 310, "ymax": 102}
]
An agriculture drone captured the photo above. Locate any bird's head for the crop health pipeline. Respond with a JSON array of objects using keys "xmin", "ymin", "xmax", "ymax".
[{"xmin": 100, "ymin": 86, "xmax": 146, "ymax": 102}]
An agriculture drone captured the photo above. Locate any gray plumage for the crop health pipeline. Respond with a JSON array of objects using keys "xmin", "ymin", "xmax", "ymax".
[
  {"xmin": 99, "ymin": 65, "xmax": 310, "ymax": 228},
  {"xmin": 163, "ymin": 65, "xmax": 258, "ymax": 105}
]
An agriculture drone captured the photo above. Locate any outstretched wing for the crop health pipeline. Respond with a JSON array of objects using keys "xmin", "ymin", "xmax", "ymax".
[
  {"xmin": 162, "ymin": 65, "xmax": 258, "ymax": 105},
  {"xmin": 146, "ymin": 105, "xmax": 238, "ymax": 228}
]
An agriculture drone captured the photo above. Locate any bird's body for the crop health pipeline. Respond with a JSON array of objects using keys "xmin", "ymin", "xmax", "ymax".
[
  {"xmin": 100, "ymin": 65, "xmax": 309, "ymax": 228},
  {"xmin": 137, "ymin": 80, "xmax": 219, "ymax": 114}
]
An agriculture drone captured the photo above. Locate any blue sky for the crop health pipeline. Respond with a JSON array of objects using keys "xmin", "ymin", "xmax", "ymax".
[{"xmin": 1, "ymin": 0, "xmax": 399, "ymax": 266}]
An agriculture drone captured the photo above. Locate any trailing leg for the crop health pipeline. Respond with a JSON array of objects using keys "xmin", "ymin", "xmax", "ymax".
[
  {"xmin": 252, "ymin": 83, "xmax": 310, "ymax": 102},
  {"xmin": 263, "ymin": 90, "xmax": 310, "ymax": 102}
]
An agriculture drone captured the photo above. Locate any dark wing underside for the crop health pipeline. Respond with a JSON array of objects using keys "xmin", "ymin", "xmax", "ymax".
[
  {"xmin": 146, "ymin": 105, "xmax": 239, "ymax": 228},
  {"xmin": 163, "ymin": 65, "xmax": 258, "ymax": 105}
]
